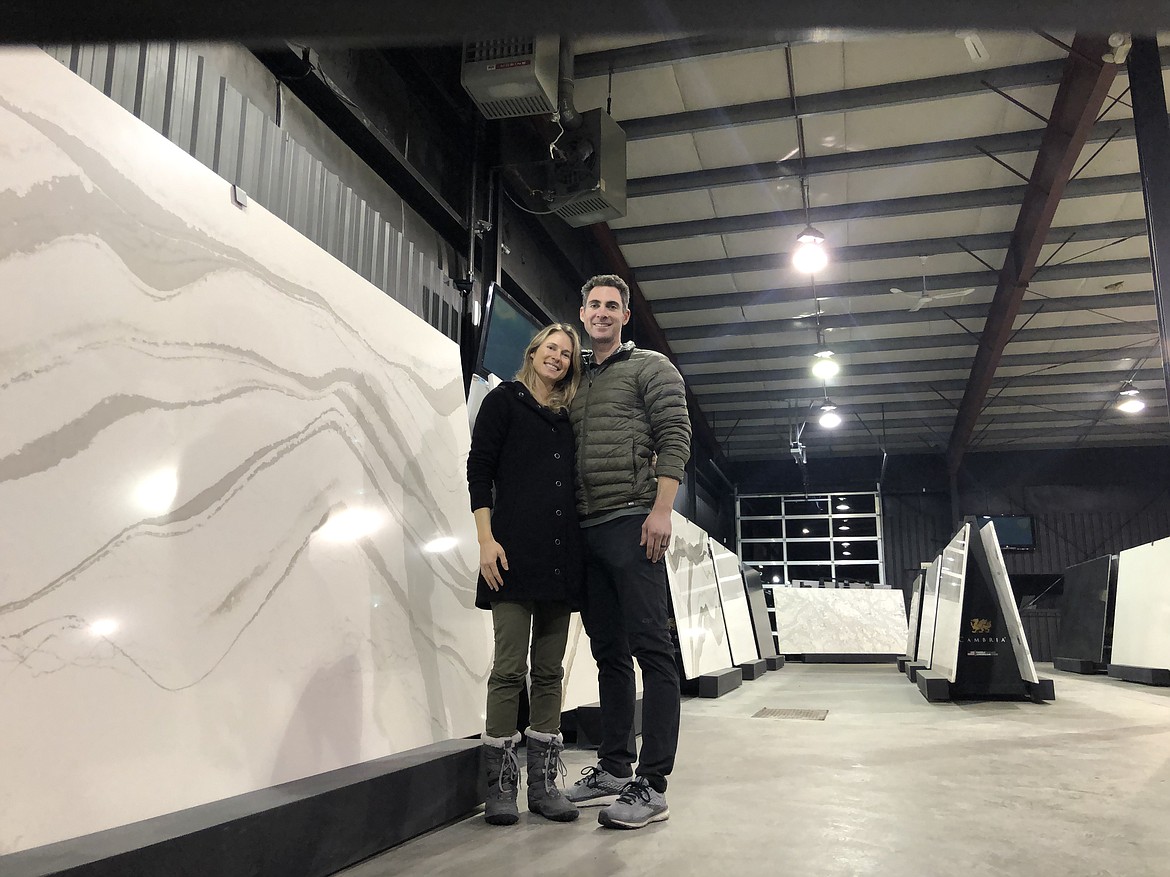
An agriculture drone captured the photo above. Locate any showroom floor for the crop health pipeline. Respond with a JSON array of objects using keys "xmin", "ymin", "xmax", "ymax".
[{"xmin": 339, "ymin": 663, "xmax": 1170, "ymax": 877}]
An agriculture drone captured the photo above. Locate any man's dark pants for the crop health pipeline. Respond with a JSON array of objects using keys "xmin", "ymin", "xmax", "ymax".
[{"xmin": 580, "ymin": 514, "xmax": 681, "ymax": 789}]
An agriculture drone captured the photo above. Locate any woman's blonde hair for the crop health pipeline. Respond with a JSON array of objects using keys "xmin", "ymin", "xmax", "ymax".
[{"xmin": 515, "ymin": 323, "xmax": 582, "ymax": 412}]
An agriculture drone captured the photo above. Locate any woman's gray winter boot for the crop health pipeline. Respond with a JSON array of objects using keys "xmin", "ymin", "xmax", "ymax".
[
  {"xmin": 481, "ymin": 732, "xmax": 521, "ymax": 826},
  {"xmin": 524, "ymin": 727, "xmax": 580, "ymax": 822}
]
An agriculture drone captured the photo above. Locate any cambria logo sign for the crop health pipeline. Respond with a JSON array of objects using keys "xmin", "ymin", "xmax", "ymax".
[{"xmin": 970, "ymin": 618, "xmax": 992, "ymax": 634}]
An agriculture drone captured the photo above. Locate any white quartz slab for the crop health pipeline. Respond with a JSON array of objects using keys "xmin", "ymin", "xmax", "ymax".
[
  {"xmin": 977, "ymin": 521, "xmax": 1039, "ymax": 684},
  {"xmin": 915, "ymin": 558, "xmax": 942, "ymax": 665},
  {"xmin": 931, "ymin": 524, "xmax": 971, "ymax": 684},
  {"xmin": 904, "ymin": 566, "xmax": 926, "ymax": 658},
  {"xmin": 0, "ymin": 48, "xmax": 492, "ymax": 854},
  {"xmin": 773, "ymin": 588, "xmax": 907, "ymax": 655},
  {"xmin": 561, "ymin": 615, "xmax": 601, "ymax": 710},
  {"xmin": 665, "ymin": 512, "xmax": 733, "ymax": 679},
  {"xmin": 708, "ymin": 538, "xmax": 759, "ymax": 665},
  {"xmin": 1112, "ymin": 537, "xmax": 1170, "ymax": 671}
]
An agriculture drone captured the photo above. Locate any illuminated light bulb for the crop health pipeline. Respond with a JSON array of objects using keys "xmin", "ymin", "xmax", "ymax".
[
  {"xmin": 811, "ymin": 350, "xmax": 840, "ymax": 379},
  {"xmin": 1117, "ymin": 398, "xmax": 1145, "ymax": 413},
  {"xmin": 793, "ymin": 241, "xmax": 829, "ymax": 274},
  {"xmin": 818, "ymin": 401, "xmax": 841, "ymax": 428}
]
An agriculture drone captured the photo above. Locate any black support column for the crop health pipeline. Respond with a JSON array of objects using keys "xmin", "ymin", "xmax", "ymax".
[{"xmin": 1127, "ymin": 35, "xmax": 1170, "ymax": 414}]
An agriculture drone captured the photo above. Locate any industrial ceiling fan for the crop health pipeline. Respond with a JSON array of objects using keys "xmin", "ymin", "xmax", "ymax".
[{"xmin": 891, "ymin": 256, "xmax": 975, "ymax": 312}]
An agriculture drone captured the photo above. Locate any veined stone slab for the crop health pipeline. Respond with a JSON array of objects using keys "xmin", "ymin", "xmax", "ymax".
[
  {"xmin": 0, "ymin": 48, "xmax": 491, "ymax": 854},
  {"xmin": 708, "ymin": 538, "xmax": 759, "ymax": 666},
  {"xmin": 665, "ymin": 512, "xmax": 733, "ymax": 679},
  {"xmin": 773, "ymin": 588, "xmax": 907, "ymax": 656}
]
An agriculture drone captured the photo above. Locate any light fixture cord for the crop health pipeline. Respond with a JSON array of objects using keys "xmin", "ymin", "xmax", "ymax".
[{"xmin": 784, "ymin": 42, "xmax": 811, "ymax": 222}]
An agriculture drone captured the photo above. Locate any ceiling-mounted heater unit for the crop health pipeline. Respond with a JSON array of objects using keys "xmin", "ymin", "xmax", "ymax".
[
  {"xmin": 461, "ymin": 36, "xmax": 559, "ymax": 119},
  {"xmin": 552, "ymin": 108, "xmax": 627, "ymax": 227}
]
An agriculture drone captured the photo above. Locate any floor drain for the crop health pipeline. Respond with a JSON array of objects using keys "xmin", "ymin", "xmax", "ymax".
[{"xmin": 752, "ymin": 708, "xmax": 828, "ymax": 721}]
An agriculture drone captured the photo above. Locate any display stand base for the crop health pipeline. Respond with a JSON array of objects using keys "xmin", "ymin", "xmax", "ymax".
[
  {"xmin": 905, "ymin": 661, "xmax": 927, "ymax": 683},
  {"xmin": 765, "ymin": 655, "xmax": 785, "ymax": 671},
  {"xmin": 683, "ymin": 667, "xmax": 743, "ymax": 698},
  {"xmin": 737, "ymin": 659, "xmax": 767, "ymax": 680},
  {"xmin": 1107, "ymin": 664, "xmax": 1170, "ymax": 686},
  {"xmin": 916, "ymin": 671, "xmax": 1056, "ymax": 703},
  {"xmin": 0, "ymin": 739, "xmax": 481, "ymax": 877},
  {"xmin": 916, "ymin": 669, "xmax": 952, "ymax": 702},
  {"xmin": 1024, "ymin": 678, "xmax": 1056, "ymax": 702},
  {"xmin": 896, "ymin": 655, "xmax": 912, "ymax": 673},
  {"xmin": 1054, "ymin": 657, "xmax": 1105, "ymax": 675}
]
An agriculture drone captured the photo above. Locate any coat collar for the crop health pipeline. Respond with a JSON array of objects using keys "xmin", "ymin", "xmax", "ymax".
[
  {"xmin": 583, "ymin": 340, "xmax": 635, "ymax": 370},
  {"xmin": 505, "ymin": 381, "xmax": 568, "ymax": 421}
]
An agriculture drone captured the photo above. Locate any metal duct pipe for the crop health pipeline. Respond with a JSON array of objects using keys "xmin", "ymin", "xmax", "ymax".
[{"xmin": 557, "ymin": 38, "xmax": 582, "ymax": 131}]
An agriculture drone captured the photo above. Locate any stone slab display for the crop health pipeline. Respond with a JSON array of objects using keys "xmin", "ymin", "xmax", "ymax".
[{"xmin": 0, "ymin": 48, "xmax": 492, "ymax": 855}]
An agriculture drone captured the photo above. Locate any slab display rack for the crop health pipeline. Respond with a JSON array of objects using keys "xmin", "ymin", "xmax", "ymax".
[{"xmin": 910, "ymin": 521, "xmax": 1055, "ymax": 704}]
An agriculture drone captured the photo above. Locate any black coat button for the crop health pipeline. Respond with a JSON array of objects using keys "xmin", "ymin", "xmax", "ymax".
[
  {"xmin": 555, "ymin": 538, "xmax": 562, "ymax": 545},
  {"xmin": 556, "ymin": 509, "xmax": 563, "ymax": 516},
  {"xmin": 555, "ymin": 568, "xmax": 561, "ymax": 575},
  {"xmin": 554, "ymin": 452, "xmax": 561, "ymax": 459},
  {"xmin": 556, "ymin": 480, "xmax": 562, "ymax": 487}
]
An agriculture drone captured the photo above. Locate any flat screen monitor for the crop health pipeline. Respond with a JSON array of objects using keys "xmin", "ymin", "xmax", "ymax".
[
  {"xmin": 475, "ymin": 282, "xmax": 545, "ymax": 382},
  {"xmin": 978, "ymin": 515, "xmax": 1035, "ymax": 551}
]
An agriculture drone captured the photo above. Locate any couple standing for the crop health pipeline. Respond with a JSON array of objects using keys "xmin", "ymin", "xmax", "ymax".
[{"xmin": 466, "ymin": 274, "xmax": 691, "ymax": 831}]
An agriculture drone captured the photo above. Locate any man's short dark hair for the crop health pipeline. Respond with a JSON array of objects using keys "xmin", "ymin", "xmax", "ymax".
[{"xmin": 581, "ymin": 274, "xmax": 630, "ymax": 310}]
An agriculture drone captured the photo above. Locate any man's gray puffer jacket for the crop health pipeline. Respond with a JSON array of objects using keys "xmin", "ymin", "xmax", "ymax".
[{"xmin": 569, "ymin": 341, "xmax": 691, "ymax": 518}]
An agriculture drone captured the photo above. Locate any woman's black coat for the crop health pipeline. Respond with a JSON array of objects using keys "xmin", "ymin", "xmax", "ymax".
[{"xmin": 466, "ymin": 381, "xmax": 583, "ymax": 610}]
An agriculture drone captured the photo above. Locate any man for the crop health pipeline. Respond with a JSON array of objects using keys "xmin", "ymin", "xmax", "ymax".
[{"xmin": 564, "ymin": 274, "xmax": 691, "ymax": 830}]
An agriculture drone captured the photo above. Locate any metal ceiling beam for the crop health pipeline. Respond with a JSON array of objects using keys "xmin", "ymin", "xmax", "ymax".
[
  {"xmin": 694, "ymin": 367, "xmax": 1165, "ymax": 407},
  {"xmin": 684, "ymin": 344, "xmax": 1148, "ymax": 388},
  {"xmin": 618, "ymin": 174, "xmax": 1140, "ymax": 245},
  {"xmin": 7, "ymin": 3, "xmax": 1170, "ymax": 43},
  {"xmin": 727, "ymin": 421, "xmax": 1170, "ymax": 446},
  {"xmin": 664, "ymin": 289, "xmax": 1155, "ymax": 342},
  {"xmin": 636, "ymin": 218, "xmax": 1146, "ymax": 282},
  {"xmin": 629, "ymin": 119, "xmax": 1135, "ymax": 199},
  {"xmin": 622, "ymin": 57, "xmax": 1072, "ymax": 141},
  {"xmin": 1128, "ymin": 36, "xmax": 1170, "ymax": 421},
  {"xmin": 650, "ymin": 257, "xmax": 1152, "ymax": 313},
  {"xmin": 946, "ymin": 35, "xmax": 1122, "ymax": 475},
  {"xmin": 574, "ymin": 36, "xmax": 800, "ymax": 78},
  {"xmin": 722, "ymin": 406, "xmax": 1169, "ymax": 434},
  {"xmin": 675, "ymin": 319, "xmax": 1160, "ymax": 366},
  {"xmin": 588, "ymin": 224, "xmax": 726, "ymax": 467}
]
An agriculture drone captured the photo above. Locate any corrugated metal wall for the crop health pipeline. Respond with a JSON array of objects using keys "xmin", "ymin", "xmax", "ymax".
[
  {"xmin": 43, "ymin": 42, "xmax": 463, "ymax": 340},
  {"xmin": 881, "ymin": 485, "xmax": 1170, "ymax": 591},
  {"xmin": 881, "ymin": 491, "xmax": 952, "ymax": 598}
]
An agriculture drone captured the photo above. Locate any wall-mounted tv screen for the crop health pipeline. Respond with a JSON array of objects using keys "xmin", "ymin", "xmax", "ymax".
[
  {"xmin": 476, "ymin": 282, "xmax": 545, "ymax": 382},
  {"xmin": 978, "ymin": 515, "xmax": 1036, "ymax": 551}
]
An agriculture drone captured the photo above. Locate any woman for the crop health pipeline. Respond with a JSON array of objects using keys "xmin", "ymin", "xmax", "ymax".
[{"xmin": 466, "ymin": 322, "xmax": 584, "ymax": 826}]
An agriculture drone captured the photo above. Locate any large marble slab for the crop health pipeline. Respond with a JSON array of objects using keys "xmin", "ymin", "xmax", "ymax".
[
  {"xmin": 708, "ymin": 539, "xmax": 759, "ymax": 665},
  {"xmin": 976, "ymin": 521, "xmax": 1039, "ymax": 684},
  {"xmin": 931, "ymin": 524, "xmax": 971, "ymax": 683},
  {"xmin": 915, "ymin": 557, "xmax": 942, "ymax": 665},
  {"xmin": 904, "ymin": 565, "xmax": 926, "ymax": 659},
  {"xmin": 665, "ymin": 512, "xmax": 733, "ymax": 679},
  {"xmin": 772, "ymin": 588, "xmax": 907, "ymax": 655},
  {"xmin": 1112, "ymin": 537, "xmax": 1170, "ymax": 671},
  {"xmin": 0, "ymin": 48, "xmax": 492, "ymax": 854}
]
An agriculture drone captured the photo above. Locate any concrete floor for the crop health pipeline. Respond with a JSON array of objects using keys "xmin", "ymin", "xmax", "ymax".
[{"xmin": 339, "ymin": 664, "xmax": 1170, "ymax": 877}]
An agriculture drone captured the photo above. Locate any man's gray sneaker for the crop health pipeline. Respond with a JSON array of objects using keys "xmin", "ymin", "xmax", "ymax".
[
  {"xmin": 597, "ymin": 777, "xmax": 669, "ymax": 830},
  {"xmin": 564, "ymin": 765, "xmax": 628, "ymax": 807}
]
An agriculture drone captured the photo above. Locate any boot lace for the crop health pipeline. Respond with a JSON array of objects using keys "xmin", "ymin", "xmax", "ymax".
[
  {"xmin": 498, "ymin": 745, "xmax": 520, "ymax": 793},
  {"xmin": 543, "ymin": 742, "xmax": 567, "ymax": 792}
]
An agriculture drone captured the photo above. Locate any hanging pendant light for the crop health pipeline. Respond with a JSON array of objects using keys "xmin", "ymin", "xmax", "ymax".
[
  {"xmin": 818, "ymin": 399, "xmax": 842, "ymax": 429},
  {"xmin": 1116, "ymin": 382, "xmax": 1145, "ymax": 414},
  {"xmin": 793, "ymin": 225, "xmax": 828, "ymax": 274}
]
